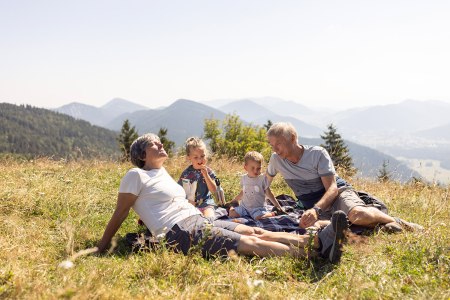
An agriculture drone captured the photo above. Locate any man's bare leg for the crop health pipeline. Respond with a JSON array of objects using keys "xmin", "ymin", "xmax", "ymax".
[{"xmin": 348, "ymin": 206, "xmax": 395, "ymax": 227}]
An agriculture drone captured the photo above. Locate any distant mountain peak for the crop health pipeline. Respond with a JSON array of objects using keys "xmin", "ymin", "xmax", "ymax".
[
  {"xmin": 101, "ymin": 98, "xmax": 148, "ymax": 110},
  {"xmin": 57, "ymin": 101, "xmax": 94, "ymax": 109},
  {"xmin": 55, "ymin": 98, "xmax": 148, "ymax": 127}
]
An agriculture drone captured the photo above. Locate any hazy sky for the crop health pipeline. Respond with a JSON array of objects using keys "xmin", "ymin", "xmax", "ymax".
[{"xmin": 1, "ymin": 0, "xmax": 449, "ymax": 110}]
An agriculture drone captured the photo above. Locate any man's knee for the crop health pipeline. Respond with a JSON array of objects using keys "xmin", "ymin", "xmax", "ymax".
[{"xmin": 347, "ymin": 206, "xmax": 371, "ymax": 223}]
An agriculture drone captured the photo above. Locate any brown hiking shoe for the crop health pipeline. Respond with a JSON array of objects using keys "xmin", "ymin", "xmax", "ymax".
[
  {"xmin": 394, "ymin": 218, "xmax": 424, "ymax": 232},
  {"xmin": 383, "ymin": 218, "xmax": 423, "ymax": 233}
]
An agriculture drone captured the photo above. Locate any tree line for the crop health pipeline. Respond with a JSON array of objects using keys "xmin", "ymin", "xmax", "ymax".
[
  {"xmin": 118, "ymin": 114, "xmax": 390, "ymax": 180},
  {"xmin": 0, "ymin": 103, "xmax": 119, "ymax": 159},
  {"xmin": 1, "ymin": 102, "xmax": 392, "ymax": 181}
]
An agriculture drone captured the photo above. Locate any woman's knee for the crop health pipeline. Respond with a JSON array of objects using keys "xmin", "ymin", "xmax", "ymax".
[
  {"xmin": 234, "ymin": 224, "xmax": 256, "ymax": 235},
  {"xmin": 238, "ymin": 235, "xmax": 262, "ymax": 248},
  {"xmin": 228, "ymin": 207, "xmax": 240, "ymax": 218}
]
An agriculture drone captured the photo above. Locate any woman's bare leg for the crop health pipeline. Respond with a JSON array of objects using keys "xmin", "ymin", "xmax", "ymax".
[
  {"xmin": 233, "ymin": 224, "xmax": 319, "ymax": 248},
  {"xmin": 236, "ymin": 235, "xmax": 307, "ymax": 258}
]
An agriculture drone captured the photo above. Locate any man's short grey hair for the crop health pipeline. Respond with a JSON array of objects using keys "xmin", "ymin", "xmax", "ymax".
[
  {"xmin": 266, "ymin": 122, "xmax": 298, "ymax": 140},
  {"xmin": 130, "ymin": 133, "xmax": 160, "ymax": 168}
]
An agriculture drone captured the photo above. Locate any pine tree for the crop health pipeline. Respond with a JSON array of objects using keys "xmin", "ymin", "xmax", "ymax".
[
  {"xmin": 117, "ymin": 119, "xmax": 138, "ymax": 161},
  {"xmin": 377, "ymin": 160, "xmax": 391, "ymax": 182},
  {"xmin": 320, "ymin": 123, "xmax": 356, "ymax": 176},
  {"xmin": 264, "ymin": 120, "xmax": 273, "ymax": 131},
  {"xmin": 158, "ymin": 127, "xmax": 175, "ymax": 157}
]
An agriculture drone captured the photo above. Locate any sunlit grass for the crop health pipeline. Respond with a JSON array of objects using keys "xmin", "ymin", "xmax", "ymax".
[{"xmin": 0, "ymin": 157, "xmax": 449, "ymax": 299}]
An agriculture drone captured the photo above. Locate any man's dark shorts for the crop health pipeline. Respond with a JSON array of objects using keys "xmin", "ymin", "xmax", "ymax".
[{"xmin": 165, "ymin": 214, "xmax": 241, "ymax": 258}]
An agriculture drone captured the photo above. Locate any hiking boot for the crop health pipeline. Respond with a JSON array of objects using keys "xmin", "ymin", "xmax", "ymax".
[
  {"xmin": 381, "ymin": 221, "xmax": 403, "ymax": 233},
  {"xmin": 318, "ymin": 210, "xmax": 349, "ymax": 263},
  {"xmin": 383, "ymin": 217, "xmax": 424, "ymax": 233}
]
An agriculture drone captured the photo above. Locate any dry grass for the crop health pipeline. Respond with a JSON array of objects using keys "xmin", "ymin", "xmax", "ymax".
[{"xmin": 0, "ymin": 157, "xmax": 449, "ymax": 299}]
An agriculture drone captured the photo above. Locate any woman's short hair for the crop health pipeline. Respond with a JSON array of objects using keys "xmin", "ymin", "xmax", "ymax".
[
  {"xmin": 244, "ymin": 151, "xmax": 264, "ymax": 165},
  {"xmin": 184, "ymin": 136, "xmax": 208, "ymax": 156},
  {"xmin": 130, "ymin": 133, "xmax": 160, "ymax": 168},
  {"xmin": 266, "ymin": 122, "xmax": 298, "ymax": 141}
]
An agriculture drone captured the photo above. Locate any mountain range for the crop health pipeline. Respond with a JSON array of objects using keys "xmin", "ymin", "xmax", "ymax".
[
  {"xmin": 219, "ymin": 100, "xmax": 322, "ymax": 137},
  {"xmin": 50, "ymin": 97, "xmax": 437, "ymax": 182},
  {"xmin": 105, "ymin": 99, "xmax": 227, "ymax": 145},
  {"xmin": 3, "ymin": 96, "xmax": 447, "ymax": 182},
  {"xmin": 54, "ymin": 98, "xmax": 148, "ymax": 127},
  {"xmin": 2, "ymin": 100, "xmax": 420, "ymax": 182}
]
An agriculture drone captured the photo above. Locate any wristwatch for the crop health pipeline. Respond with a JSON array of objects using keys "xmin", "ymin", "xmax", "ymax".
[{"xmin": 312, "ymin": 206, "xmax": 322, "ymax": 216}]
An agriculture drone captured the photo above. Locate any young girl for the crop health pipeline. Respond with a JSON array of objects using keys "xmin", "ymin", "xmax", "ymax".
[{"xmin": 178, "ymin": 137, "xmax": 217, "ymax": 217}]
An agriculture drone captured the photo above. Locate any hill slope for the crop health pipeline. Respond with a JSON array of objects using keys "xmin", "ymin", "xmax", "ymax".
[
  {"xmin": 334, "ymin": 99, "xmax": 450, "ymax": 135},
  {"xmin": 54, "ymin": 98, "xmax": 148, "ymax": 127},
  {"xmin": 416, "ymin": 122, "xmax": 450, "ymax": 140},
  {"xmin": 106, "ymin": 99, "xmax": 228, "ymax": 146},
  {"xmin": 219, "ymin": 99, "xmax": 323, "ymax": 137},
  {"xmin": 301, "ymin": 137, "xmax": 419, "ymax": 182},
  {"xmin": 0, "ymin": 103, "xmax": 120, "ymax": 159}
]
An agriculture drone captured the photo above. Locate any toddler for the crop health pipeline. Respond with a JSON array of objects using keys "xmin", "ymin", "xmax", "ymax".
[
  {"xmin": 229, "ymin": 151, "xmax": 284, "ymax": 220},
  {"xmin": 178, "ymin": 137, "xmax": 217, "ymax": 217}
]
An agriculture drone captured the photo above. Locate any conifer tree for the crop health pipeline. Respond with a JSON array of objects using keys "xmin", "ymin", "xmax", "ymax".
[
  {"xmin": 320, "ymin": 123, "xmax": 356, "ymax": 176},
  {"xmin": 264, "ymin": 120, "xmax": 273, "ymax": 131},
  {"xmin": 158, "ymin": 127, "xmax": 175, "ymax": 157},
  {"xmin": 117, "ymin": 119, "xmax": 138, "ymax": 161},
  {"xmin": 377, "ymin": 160, "xmax": 392, "ymax": 182}
]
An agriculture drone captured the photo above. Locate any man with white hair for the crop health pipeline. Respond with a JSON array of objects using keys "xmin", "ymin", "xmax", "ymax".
[{"xmin": 266, "ymin": 122, "xmax": 423, "ymax": 232}]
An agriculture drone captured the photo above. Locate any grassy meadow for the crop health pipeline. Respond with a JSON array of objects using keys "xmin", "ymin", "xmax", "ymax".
[{"xmin": 0, "ymin": 156, "xmax": 449, "ymax": 299}]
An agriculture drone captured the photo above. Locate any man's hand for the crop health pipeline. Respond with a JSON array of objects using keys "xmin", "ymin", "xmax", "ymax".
[
  {"xmin": 274, "ymin": 206, "xmax": 287, "ymax": 215},
  {"xmin": 299, "ymin": 208, "xmax": 319, "ymax": 228}
]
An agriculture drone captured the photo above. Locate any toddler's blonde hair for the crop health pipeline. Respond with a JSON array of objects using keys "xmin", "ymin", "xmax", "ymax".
[
  {"xmin": 184, "ymin": 136, "xmax": 208, "ymax": 156},
  {"xmin": 244, "ymin": 151, "xmax": 264, "ymax": 165}
]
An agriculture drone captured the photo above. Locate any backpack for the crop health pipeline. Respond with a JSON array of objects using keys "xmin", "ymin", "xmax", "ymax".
[{"xmin": 356, "ymin": 190, "xmax": 389, "ymax": 214}]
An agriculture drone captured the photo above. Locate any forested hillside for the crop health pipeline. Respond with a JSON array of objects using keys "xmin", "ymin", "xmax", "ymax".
[{"xmin": 0, "ymin": 103, "xmax": 120, "ymax": 159}]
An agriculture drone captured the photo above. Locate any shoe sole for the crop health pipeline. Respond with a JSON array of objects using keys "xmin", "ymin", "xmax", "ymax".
[{"xmin": 329, "ymin": 211, "xmax": 348, "ymax": 263}]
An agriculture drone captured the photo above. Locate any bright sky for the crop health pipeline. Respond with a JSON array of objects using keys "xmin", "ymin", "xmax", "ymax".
[{"xmin": 1, "ymin": 0, "xmax": 449, "ymax": 110}]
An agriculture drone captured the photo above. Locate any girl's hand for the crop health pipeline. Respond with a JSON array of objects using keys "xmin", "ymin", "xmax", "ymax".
[{"xmin": 199, "ymin": 165, "xmax": 209, "ymax": 176}]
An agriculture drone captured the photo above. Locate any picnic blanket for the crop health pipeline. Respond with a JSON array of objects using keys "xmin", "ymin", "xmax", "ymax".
[
  {"xmin": 125, "ymin": 191, "xmax": 386, "ymax": 250},
  {"xmin": 214, "ymin": 194, "xmax": 306, "ymax": 234}
]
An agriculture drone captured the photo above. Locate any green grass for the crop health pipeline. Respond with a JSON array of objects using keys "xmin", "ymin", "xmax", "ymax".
[{"xmin": 0, "ymin": 157, "xmax": 449, "ymax": 299}]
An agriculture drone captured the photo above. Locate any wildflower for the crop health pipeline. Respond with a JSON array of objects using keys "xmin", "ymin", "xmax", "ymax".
[
  {"xmin": 247, "ymin": 279, "xmax": 264, "ymax": 288},
  {"xmin": 58, "ymin": 260, "xmax": 74, "ymax": 269},
  {"xmin": 253, "ymin": 280, "xmax": 264, "ymax": 287}
]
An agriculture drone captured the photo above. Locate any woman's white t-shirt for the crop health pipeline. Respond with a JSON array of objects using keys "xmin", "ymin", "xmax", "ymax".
[{"xmin": 119, "ymin": 167, "xmax": 201, "ymax": 236}]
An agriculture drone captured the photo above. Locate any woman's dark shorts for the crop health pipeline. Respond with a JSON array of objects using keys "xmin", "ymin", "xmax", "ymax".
[{"xmin": 165, "ymin": 214, "xmax": 241, "ymax": 258}]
